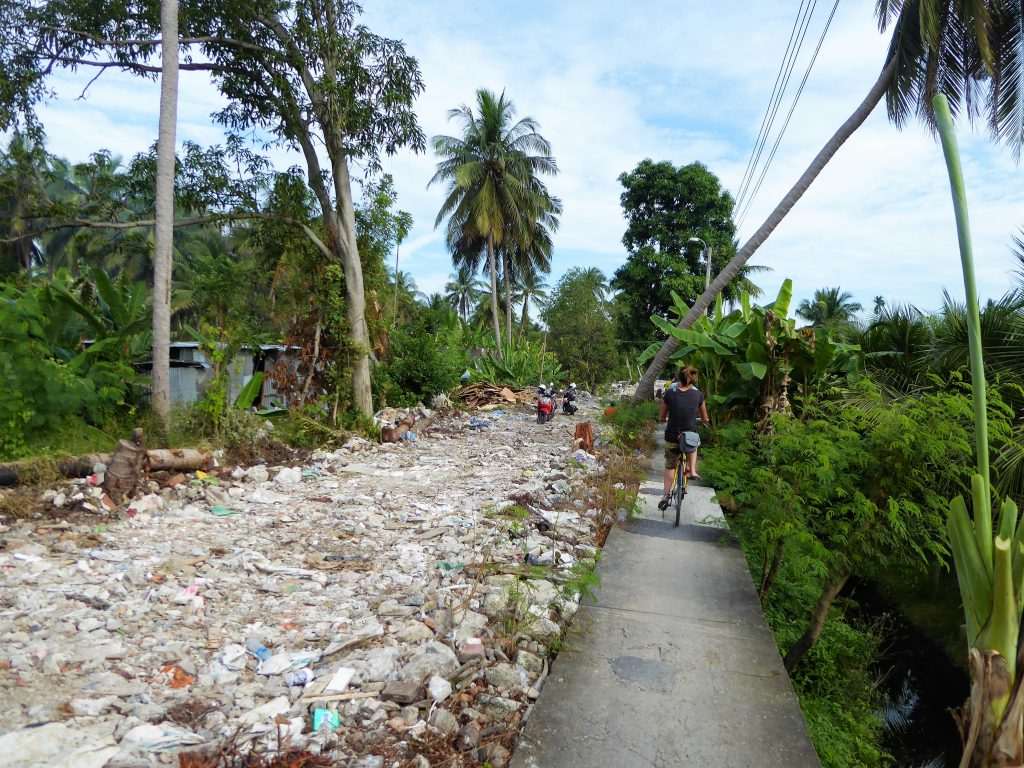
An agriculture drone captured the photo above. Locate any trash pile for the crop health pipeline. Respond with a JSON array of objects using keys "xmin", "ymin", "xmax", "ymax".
[
  {"xmin": 454, "ymin": 383, "xmax": 535, "ymax": 410},
  {"xmin": 0, "ymin": 403, "xmax": 609, "ymax": 767}
]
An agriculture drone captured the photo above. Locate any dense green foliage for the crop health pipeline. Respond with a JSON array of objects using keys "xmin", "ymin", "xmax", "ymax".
[
  {"xmin": 701, "ymin": 385, "xmax": 984, "ymax": 767},
  {"xmin": 469, "ymin": 339, "xmax": 563, "ymax": 389},
  {"xmin": 0, "ymin": 275, "xmax": 139, "ymax": 459},
  {"xmin": 670, "ymin": 266, "xmax": 1023, "ymax": 765},
  {"xmin": 542, "ymin": 267, "xmax": 618, "ymax": 389},
  {"xmin": 373, "ymin": 318, "xmax": 464, "ymax": 407},
  {"xmin": 610, "ymin": 159, "xmax": 763, "ymax": 351}
]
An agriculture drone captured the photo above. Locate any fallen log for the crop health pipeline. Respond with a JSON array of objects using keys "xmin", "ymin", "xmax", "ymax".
[
  {"xmin": 0, "ymin": 447, "xmax": 212, "ymax": 487},
  {"xmin": 146, "ymin": 449, "xmax": 213, "ymax": 472}
]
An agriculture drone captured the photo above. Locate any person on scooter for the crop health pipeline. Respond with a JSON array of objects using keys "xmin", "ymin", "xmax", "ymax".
[
  {"xmin": 535, "ymin": 384, "xmax": 555, "ymax": 423},
  {"xmin": 658, "ymin": 365, "xmax": 708, "ymax": 510},
  {"xmin": 562, "ymin": 383, "xmax": 578, "ymax": 415}
]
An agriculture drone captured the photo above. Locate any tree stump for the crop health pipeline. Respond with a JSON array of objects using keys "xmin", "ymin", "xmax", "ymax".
[
  {"xmin": 104, "ymin": 428, "xmax": 147, "ymax": 504},
  {"xmin": 574, "ymin": 422, "xmax": 595, "ymax": 453}
]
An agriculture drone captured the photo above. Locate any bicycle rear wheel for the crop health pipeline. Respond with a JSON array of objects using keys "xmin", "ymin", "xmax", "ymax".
[{"xmin": 674, "ymin": 461, "xmax": 686, "ymax": 527}]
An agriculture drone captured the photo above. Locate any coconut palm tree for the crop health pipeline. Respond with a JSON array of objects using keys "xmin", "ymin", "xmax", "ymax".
[
  {"xmin": 445, "ymin": 265, "xmax": 486, "ymax": 324},
  {"xmin": 633, "ymin": 0, "xmax": 1023, "ymax": 401},
  {"xmin": 514, "ymin": 265, "xmax": 549, "ymax": 335},
  {"xmin": 430, "ymin": 88, "xmax": 559, "ymax": 358},
  {"xmin": 796, "ymin": 287, "xmax": 864, "ymax": 326},
  {"xmin": 575, "ymin": 266, "xmax": 609, "ymax": 304}
]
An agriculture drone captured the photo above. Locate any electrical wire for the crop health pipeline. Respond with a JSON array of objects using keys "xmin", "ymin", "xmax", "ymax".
[
  {"xmin": 734, "ymin": 0, "xmax": 818, "ymax": 216},
  {"xmin": 735, "ymin": 0, "xmax": 842, "ymax": 230}
]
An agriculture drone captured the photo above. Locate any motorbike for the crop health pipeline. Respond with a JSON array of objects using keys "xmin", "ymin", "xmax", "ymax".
[
  {"xmin": 536, "ymin": 387, "xmax": 555, "ymax": 424},
  {"xmin": 561, "ymin": 386, "xmax": 578, "ymax": 415}
]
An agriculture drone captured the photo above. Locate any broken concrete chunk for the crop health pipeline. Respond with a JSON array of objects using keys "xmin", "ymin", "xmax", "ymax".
[
  {"xmin": 428, "ymin": 707, "xmax": 459, "ymax": 735},
  {"xmin": 381, "ymin": 680, "xmax": 421, "ymax": 704},
  {"xmin": 400, "ymin": 641, "xmax": 458, "ymax": 683}
]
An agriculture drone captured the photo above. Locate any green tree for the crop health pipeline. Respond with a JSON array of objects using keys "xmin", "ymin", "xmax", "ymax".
[
  {"xmin": 633, "ymin": 0, "xmax": 1024, "ymax": 401},
  {"xmin": 610, "ymin": 159, "xmax": 739, "ymax": 348},
  {"xmin": 796, "ymin": 287, "xmax": 864, "ymax": 327},
  {"xmin": 542, "ymin": 267, "xmax": 618, "ymax": 389},
  {"xmin": 445, "ymin": 266, "xmax": 485, "ymax": 325},
  {"xmin": 2, "ymin": 0, "xmax": 426, "ymax": 418},
  {"xmin": 430, "ymin": 88, "xmax": 559, "ymax": 357},
  {"xmin": 514, "ymin": 266, "xmax": 549, "ymax": 335}
]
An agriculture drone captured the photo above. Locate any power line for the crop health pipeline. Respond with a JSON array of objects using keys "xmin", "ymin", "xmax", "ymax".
[
  {"xmin": 734, "ymin": 0, "xmax": 818, "ymax": 215},
  {"xmin": 736, "ymin": 0, "xmax": 842, "ymax": 230}
]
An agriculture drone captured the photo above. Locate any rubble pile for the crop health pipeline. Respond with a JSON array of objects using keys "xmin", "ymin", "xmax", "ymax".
[
  {"xmin": 0, "ymin": 404, "xmax": 610, "ymax": 767},
  {"xmin": 454, "ymin": 383, "xmax": 535, "ymax": 410}
]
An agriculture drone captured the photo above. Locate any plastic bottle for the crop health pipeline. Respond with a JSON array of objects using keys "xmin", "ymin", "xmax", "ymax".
[
  {"xmin": 284, "ymin": 668, "xmax": 315, "ymax": 686},
  {"xmin": 245, "ymin": 637, "xmax": 271, "ymax": 662}
]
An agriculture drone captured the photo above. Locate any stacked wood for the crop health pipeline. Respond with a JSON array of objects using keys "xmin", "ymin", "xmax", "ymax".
[{"xmin": 455, "ymin": 382, "xmax": 535, "ymax": 409}]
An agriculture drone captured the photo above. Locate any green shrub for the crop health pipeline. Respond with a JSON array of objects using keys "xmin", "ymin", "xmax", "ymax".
[
  {"xmin": 470, "ymin": 339, "xmax": 563, "ymax": 388},
  {"xmin": 603, "ymin": 399, "xmax": 659, "ymax": 449},
  {"xmin": 0, "ymin": 281, "xmax": 133, "ymax": 460},
  {"xmin": 172, "ymin": 403, "xmax": 268, "ymax": 451},
  {"xmin": 374, "ymin": 322, "xmax": 464, "ymax": 407}
]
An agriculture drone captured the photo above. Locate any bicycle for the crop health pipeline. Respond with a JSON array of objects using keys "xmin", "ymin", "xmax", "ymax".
[
  {"xmin": 662, "ymin": 449, "xmax": 688, "ymax": 527},
  {"xmin": 659, "ymin": 422, "xmax": 707, "ymax": 527}
]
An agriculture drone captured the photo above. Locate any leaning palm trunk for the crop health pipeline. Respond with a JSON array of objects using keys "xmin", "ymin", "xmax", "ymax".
[
  {"xmin": 151, "ymin": 0, "xmax": 179, "ymax": 437},
  {"xmin": 486, "ymin": 235, "xmax": 503, "ymax": 358},
  {"xmin": 632, "ymin": 56, "xmax": 897, "ymax": 402},
  {"xmin": 934, "ymin": 93, "xmax": 1024, "ymax": 768}
]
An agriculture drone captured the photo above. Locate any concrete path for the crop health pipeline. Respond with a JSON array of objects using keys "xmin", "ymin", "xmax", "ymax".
[{"xmin": 511, "ymin": 450, "xmax": 820, "ymax": 768}]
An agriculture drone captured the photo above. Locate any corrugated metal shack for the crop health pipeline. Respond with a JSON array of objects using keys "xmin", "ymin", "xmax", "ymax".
[{"xmin": 167, "ymin": 342, "xmax": 296, "ymax": 408}]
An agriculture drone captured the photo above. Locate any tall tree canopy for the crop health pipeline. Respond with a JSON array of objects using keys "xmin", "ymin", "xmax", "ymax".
[
  {"xmin": 796, "ymin": 286, "xmax": 864, "ymax": 327},
  {"xmin": 430, "ymin": 88, "xmax": 560, "ymax": 357},
  {"xmin": 611, "ymin": 159, "xmax": 739, "ymax": 348},
  {"xmin": 542, "ymin": 267, "xmax": 618, "ymax": 390},
  {"xmin": 1, "ymin": 0, "xmax": 425, "ymax": 417}
]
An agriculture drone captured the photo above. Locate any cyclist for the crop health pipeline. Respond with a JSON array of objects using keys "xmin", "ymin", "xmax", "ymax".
[{"xmin": 658, "ymin": 365, "xmax": 708, "ymax": 510}]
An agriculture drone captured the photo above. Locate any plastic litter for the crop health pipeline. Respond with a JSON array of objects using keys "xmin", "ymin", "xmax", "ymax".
[
  {"xmin": 120, "ymin": 723, "xmax": 204, "ymax": 751},
  {"xmin": 428, "ymin": 675, "xmax": 453, "ymax": 701},
  {"xmin": 313, "ymin": 708, "xmax": 341, "ymax": 732},
  {"xmin": 238, "ymin": 696, "xmax": 290, "ymax": 733},
  {"xmin": 245, "ymin": 637, "xmax": 272, "ymax": 662},
  {"xmin": 324, "ymin": 666, "xmax": 356, "ymax": 693},
  {"xmin": 210, "ymin": 505, "xmax": 238, "ymax": 517},
  {"xmin": 257, "ymin": 650, "xmax": 320, "ymax": 675},
  {"xmin": 283, "ymin": 668, "xmax": 315, "ymax": 686}
]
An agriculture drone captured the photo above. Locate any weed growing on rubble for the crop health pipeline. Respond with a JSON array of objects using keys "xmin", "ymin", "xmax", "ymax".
[
  {"xmin": 603, "ymin": 399, "xmax": 658, "ymax": 451},
  {"xmin": 561, "ymin": 553, "xmax": 601, "ymax": 604}
]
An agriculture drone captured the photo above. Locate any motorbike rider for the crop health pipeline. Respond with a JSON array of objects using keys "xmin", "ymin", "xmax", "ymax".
[
  {"xmin": 562, "ymin": 382, "xmax": 578, "ymax": 414},
  {"xmin": 535, "ymin": 384, "xmax": 555, "ymax": 423}
]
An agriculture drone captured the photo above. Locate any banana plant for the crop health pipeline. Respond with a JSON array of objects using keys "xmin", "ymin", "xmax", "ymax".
[
  {"xmin": 643, "ymin": 280, "xmax": 843, "ymax": 421},
  {"xmin": 935, "ymin": 93, "xmax": 1024, "ymax": 768}
]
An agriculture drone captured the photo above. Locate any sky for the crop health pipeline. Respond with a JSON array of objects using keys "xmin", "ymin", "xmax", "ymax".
[{"xmin": 30, "ymin": 0, "xmax": 1024, "ymax": 317}]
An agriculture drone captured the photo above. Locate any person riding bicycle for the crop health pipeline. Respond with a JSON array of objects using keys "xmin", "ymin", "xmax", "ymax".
[{"xmin": 659, "ymin": 365, "xmax": 708, "ymax": 510}]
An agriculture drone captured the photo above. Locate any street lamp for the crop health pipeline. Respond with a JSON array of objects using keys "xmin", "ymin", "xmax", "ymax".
[{"xmin": 689, "ymin": 236, "xmax": 712, "ymax": 314}]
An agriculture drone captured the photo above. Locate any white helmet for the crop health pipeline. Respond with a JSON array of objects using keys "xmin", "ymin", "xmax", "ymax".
[{"xmin": 569, "ymin": 382, "xmax": 577, "ymax": 388}]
